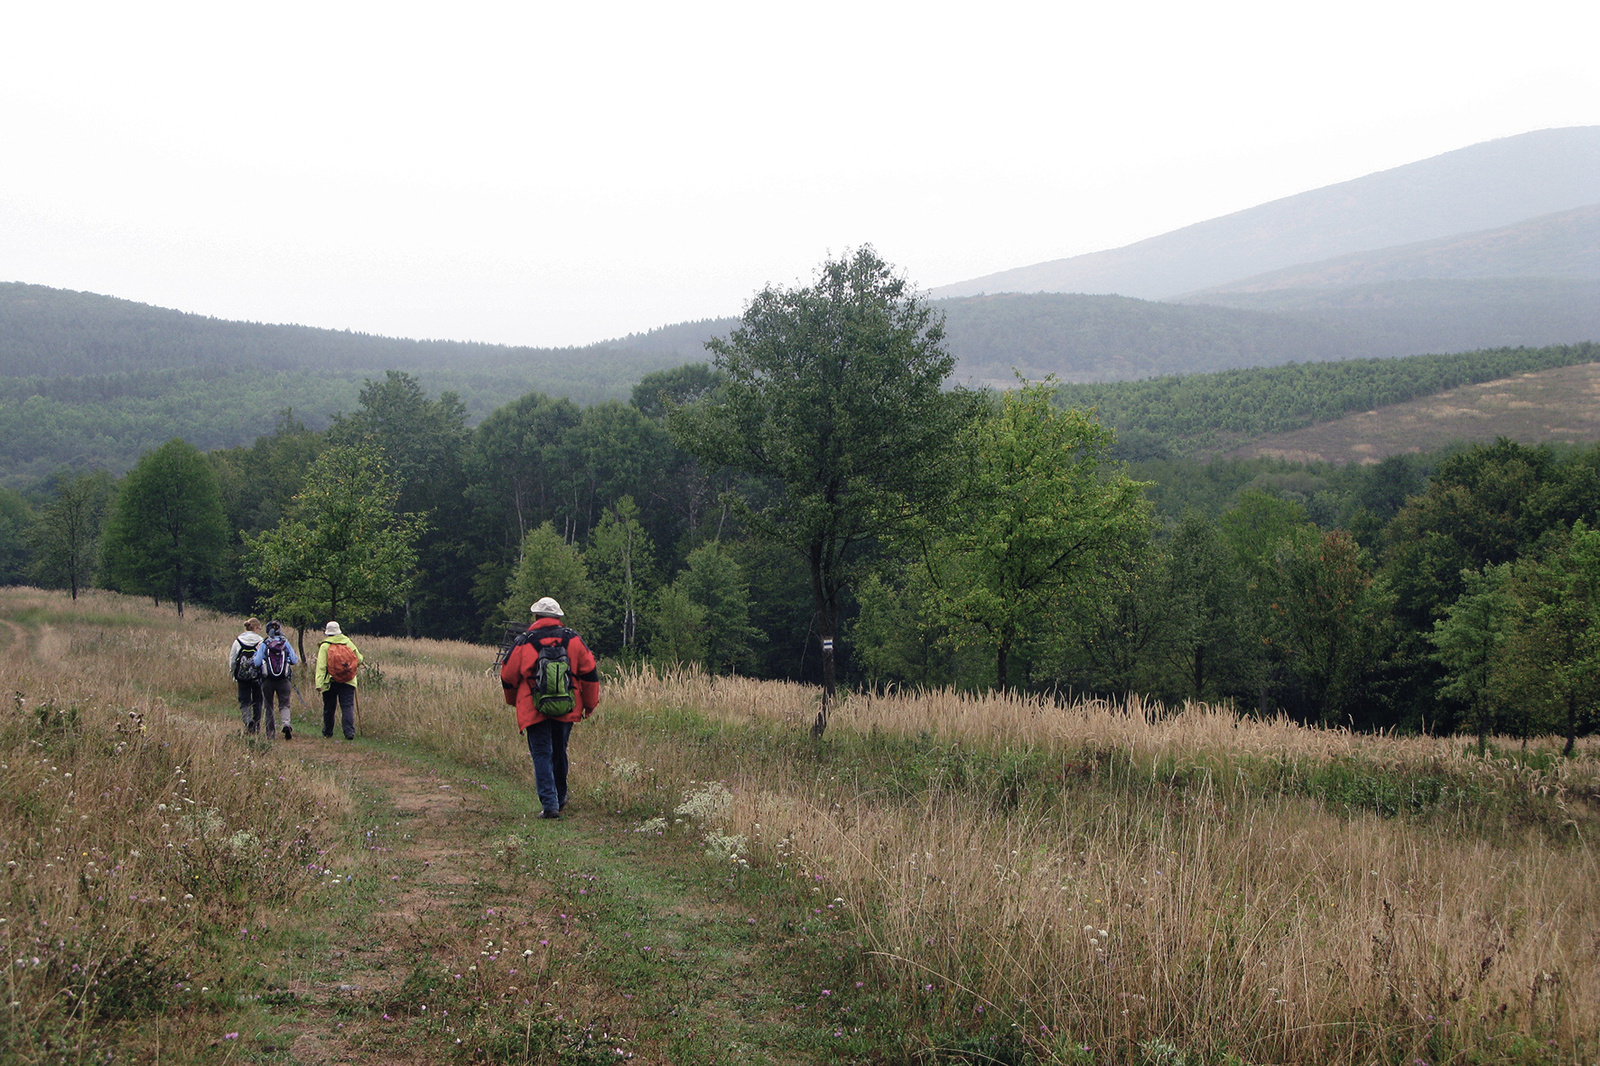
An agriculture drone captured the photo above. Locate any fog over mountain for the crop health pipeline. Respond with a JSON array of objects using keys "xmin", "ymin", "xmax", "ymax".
[{"xmin": 931, "ymin": 126, "xmax": 1600, "ymax": 300}]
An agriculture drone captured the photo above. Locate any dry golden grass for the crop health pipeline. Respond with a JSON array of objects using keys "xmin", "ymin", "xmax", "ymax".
[
  {"xmin": 585, "ymin": 667, "xmax": 1600, "ymax": 1064},
  {"xmin": 0, "ymin": 589, "xmax": 348, "ymax": 1059},
  {"xmin": 6, "ymin": 590, "xmax": 1597, "ymax": 1064}
]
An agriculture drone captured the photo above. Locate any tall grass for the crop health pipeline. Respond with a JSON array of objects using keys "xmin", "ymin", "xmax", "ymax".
[
  {"xmin": 5, "ymin": 589, "xmax": 1597, "ymax": 1064},
  {"xmin": 353, "ymin": 651, "xmax": 1600, "ymax": 1061},
  {"xmin": 0, "ymin": 589, "xmax": 346, "ymax": 1061},
  {"xmin": 579, "ymin": 669, "xmax": 1600, "ymax": 1065}
]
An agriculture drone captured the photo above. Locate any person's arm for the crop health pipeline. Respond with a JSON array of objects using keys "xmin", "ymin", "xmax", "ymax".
[
  {"xmin": 499, "ymin": 645, "xmax": 523, "ymax": 706},
  {"xmin": 571, "ymin": 636, "xmax": 601, "ymax": 715}
]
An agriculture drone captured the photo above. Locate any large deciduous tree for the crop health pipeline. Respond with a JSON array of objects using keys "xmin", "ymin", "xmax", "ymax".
[
  {"xmin": 29, "ymin": 470, "xmax": 114, "ymax": 599},
  {"xmin": 667, "ymin": 247, "xmax": 979, "ymax": 733},
  {"xmin": 102, "ymin": 439, "xmax": 229, "ymax": 615},
  {"xmin": 328, "ymin": 371, "xmax": 471, "ymax": 638},
  {"xmin": 923, "ymin": 381, "xmax": 1149, "ymax": 692},
  {"xmin": 243, "ymin": 445, "xmax": 424, "ymax": 641}
]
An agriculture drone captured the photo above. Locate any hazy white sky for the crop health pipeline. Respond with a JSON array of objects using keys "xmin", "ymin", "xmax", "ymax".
[{"xmin": 3, "ymin": 0, "xmax": 1597, "ymax": 348}]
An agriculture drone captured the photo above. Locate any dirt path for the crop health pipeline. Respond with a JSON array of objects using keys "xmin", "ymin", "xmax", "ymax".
[{"xmin": 256, "ymin": 740, "xmax": 835, "ymax": 1066}]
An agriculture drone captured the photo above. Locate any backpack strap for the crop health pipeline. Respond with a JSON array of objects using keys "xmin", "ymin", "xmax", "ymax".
[{"xmin": 517, "ymin": 626, "xmax": 573, "ymax": 650}]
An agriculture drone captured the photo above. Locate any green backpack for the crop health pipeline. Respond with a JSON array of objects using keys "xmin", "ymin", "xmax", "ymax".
[{"xmin": 523, "ymin": 627, "xmax": 577, "ymax": 718}]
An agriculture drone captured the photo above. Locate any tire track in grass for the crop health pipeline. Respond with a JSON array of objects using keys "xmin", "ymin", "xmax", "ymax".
[{"xmin": 265, "ymin": 741, "xmax": 865, "ymax": 1065}]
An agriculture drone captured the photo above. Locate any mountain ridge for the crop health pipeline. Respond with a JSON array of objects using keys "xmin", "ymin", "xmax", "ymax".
[{"xmin": 931, "ymin": 126, "xmax": 1600, "ymax": 299}]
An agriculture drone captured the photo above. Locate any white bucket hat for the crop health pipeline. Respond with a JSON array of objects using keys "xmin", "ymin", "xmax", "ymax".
[
  {"xmin": 324, "ymin": 621, "xmax": 342, "ymax": 635},
  {"xmin": 529, "ymin": 597, "xmax": 564, "ymax": 617}
]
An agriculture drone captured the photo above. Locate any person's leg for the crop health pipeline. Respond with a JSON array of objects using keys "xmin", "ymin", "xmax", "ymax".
[
  {"xmin": 322, "ymin": 688, "xmax": 336, "ymax": 737},
  {"xmin": 238, "ymin": 681, "xmax": 254, "ymax": 731},
  {"xmin": 339, "ymin": 684, "xmax": 356, "ymax": 739},
  {"xmin": 266, "ymin": 678, "xmax": 291, "ymax": 738},
  {"xmin": 261, "ymin": 679, "xmax": 277, "ymax": 736},
  {"xmin": 250, "ymin": 681, "xmax": 263, "ymax": 733},
  {"xmin": 524, "ymin": 721, "xmax": 561, "ymax": 815},
  {"xmin": 552, "ymin": 721, "xmax": 573, "ymax": 810}
]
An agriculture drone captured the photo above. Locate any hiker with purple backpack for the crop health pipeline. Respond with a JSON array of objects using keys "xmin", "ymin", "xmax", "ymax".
[{"xmin": 252, "ymin": 620, "xmax": 300, "ymax": 740}]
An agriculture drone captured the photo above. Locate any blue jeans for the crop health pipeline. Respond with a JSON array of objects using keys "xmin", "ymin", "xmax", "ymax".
[{"xmin": 525, "ymin": 719, "xmax": 573, "ymax": 814}]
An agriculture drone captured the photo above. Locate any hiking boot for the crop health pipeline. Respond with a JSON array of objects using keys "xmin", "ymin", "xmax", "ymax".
[
  {"xmin": 540, "ymin": 810, "xmax": 561, "ymax": 820},
  {"xmin": 282, "ymin": 725, "xmax": 292, "ymax": 740}
]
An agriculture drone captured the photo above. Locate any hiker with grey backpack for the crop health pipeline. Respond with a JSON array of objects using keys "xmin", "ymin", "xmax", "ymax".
[
  {"xmin": 228, "ymin": 617, "xmax": 266, "ymax": 734},
  {"xmin": 500, "ymin": 597, "xmax": 601, "ymax": 819},
  {"xmin": 252, "ymin": 620, "xmax": 300, "ymax": 740}
]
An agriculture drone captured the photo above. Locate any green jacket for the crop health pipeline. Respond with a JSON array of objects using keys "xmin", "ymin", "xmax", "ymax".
[{"xmin": 314, "ymin": 634, "xmax": 364, "ymax": 691}]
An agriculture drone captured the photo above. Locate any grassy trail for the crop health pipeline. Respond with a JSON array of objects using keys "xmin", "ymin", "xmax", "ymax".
[{"xmin": 194, "ymin": 735, "xmax": 861, "ymax": 1065}]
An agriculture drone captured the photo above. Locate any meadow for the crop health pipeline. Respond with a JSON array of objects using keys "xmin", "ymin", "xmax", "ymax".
[{"xmin": 2, "ymin": 587, "xmax": 1596, "ymax": 1065}]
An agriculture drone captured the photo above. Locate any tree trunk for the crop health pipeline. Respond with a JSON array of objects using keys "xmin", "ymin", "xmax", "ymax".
[{"xmin": 1564, "ymin": 689, "xmax": 1578, "ymax": 757}]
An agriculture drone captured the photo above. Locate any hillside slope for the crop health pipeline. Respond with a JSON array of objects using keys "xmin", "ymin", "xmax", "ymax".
[
  {"xmin": 1220, "ymin": 361, "xmax": 1600, "ymax": 465},
  {"xmin": 931, "ymin": 126, "xmax": 1600, "ymax": 299},
  {"xmin": 1184, "ymin": 203, "xmax": 1600, "ymax": 295}
]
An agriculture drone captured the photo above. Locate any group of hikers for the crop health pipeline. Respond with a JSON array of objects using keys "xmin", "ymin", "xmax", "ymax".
[
  {"xmin": 224, "ymin": 596, "xmax": 601, "ymax": 822},
  {"xmin": 226, "ymin": 618, "xmax": 365, "ymax": 741}
]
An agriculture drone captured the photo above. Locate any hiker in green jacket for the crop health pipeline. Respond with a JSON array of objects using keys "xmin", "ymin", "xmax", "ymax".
[{"xmin": 315, "ymin": 621, "xmax": 364, "ymax": 740}]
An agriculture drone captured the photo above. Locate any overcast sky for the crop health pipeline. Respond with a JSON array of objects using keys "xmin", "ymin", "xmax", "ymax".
[{"xmin": 3, "ymin": 0, "xmax": 1597, "ymax": 349}]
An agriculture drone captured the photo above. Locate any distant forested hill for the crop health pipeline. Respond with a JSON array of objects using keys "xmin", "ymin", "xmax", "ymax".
[
  {"xmin": 1058, "ymin": 342, "xmax": 1600, "ymax": 457},
  {"xmin": 6, "ymin": 274, "xmax": 1600, "ymax": 486},
  {"xmin": 0, "ymin": 282, "xmax": 708, "ymax": 401},
  {"xmin": 0, "ymin": 283, "xmax": 717, "ymax": 483}
]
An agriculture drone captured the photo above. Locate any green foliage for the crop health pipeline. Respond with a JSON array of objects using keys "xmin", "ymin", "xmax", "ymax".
[
  {"xmin": 27, "ymin": 470, "xmax": 114, "ymax": 598},
  {"xmin": 101, "ymin": 438, "xmax": 229, "ymax": 614},
  {"xmin": 585, "ymin": 496, "xmax": 658, "ymax": 655},
  {"xmin": 242, "ymin": 444, "xmax": 425, "ymax": 629},
  {"xmin": 669, "ymin": 247, "xmax": 982, "ymax": 718},
  {"xmin": 1058, "ymin": 342, "xmax": 1600, "ymax": 455},
  {"xmin": 0, "ymin": 484, "xmax": 33, "ymax": 585},
  {"xmin": 647, "ymin": 582, "xmax": 708, "ymax": 665},
  {"xmin": 1430, "ymin": 564, "xmax": 1516, "ymax": 753},
  {"xmin": 496, "ymin": 521, "xmax": 592, "ymax": 634},
  {"xmin": 672, "ymin": 542, "xmax": 762, "ymax": 674},
  {"xmin": 925, "ymin": 381, "xmax": 1151, "ymax": 691},
  {"xmin": 1268, "ymin": 529, "xmax": 1393, "ymax": 724}
]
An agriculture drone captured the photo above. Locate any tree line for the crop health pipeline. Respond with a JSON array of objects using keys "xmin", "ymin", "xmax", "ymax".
[{"xmin": 4, "ymin": 252, "xmax": 1600, "ymax": 743}]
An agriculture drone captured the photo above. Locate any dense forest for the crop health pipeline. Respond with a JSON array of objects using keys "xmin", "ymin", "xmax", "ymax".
[{"xmin": 5, "ymin": 249, "xmax": 1600, "ymax": 745}]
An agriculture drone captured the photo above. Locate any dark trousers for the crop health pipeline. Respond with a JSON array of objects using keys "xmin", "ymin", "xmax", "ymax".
[
  {"xmin": 525, "ymin": 718, "xmax": 574, "ymax": 814},
  {"xmin": 322, "ymin": 682, "xmax": 356, "ymax": 739},
  {"xmin": 237, "ymin": 680, "xmax": 263, "ymax": 731},
  {"xmin": 261, "ymin": 675, "xmax": 292, "ymax": 733}
]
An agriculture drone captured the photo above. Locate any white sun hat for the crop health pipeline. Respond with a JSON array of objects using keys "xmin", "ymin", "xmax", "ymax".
[{"xmin": 529, "ymin": 597, "xmax": 564, "ymax": 617}]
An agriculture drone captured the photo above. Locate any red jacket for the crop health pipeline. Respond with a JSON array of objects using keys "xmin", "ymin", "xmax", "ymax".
[{"xmin": 500, "ymin": 618, "xmax": 601, "ymax": 730}]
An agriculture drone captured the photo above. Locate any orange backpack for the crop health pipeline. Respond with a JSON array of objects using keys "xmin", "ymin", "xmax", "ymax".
[{"xmin": 325, "ymin": 643, "xmax": 360, "ymax": 684}]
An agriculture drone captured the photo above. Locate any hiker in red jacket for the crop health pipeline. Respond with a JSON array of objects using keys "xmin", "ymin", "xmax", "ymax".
[{"xmin": 500, "ymin": 597, "xmax": 601, "ymax": 819}]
